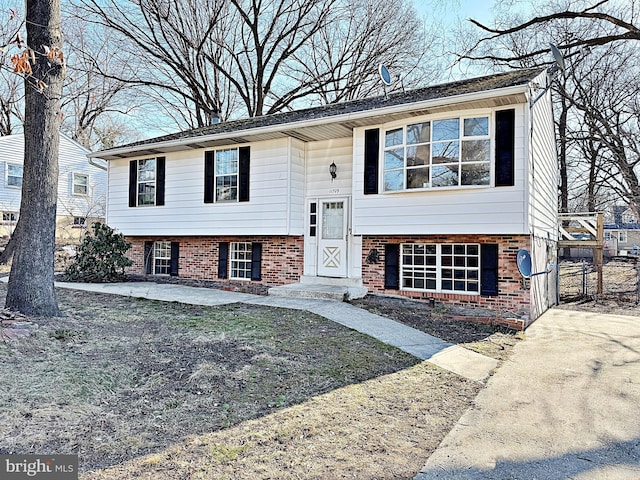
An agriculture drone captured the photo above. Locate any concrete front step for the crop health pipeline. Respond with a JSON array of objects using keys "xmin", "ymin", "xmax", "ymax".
[{"xmin": 268, "ymin": 282, "xmax": 368, "ymax": 301}]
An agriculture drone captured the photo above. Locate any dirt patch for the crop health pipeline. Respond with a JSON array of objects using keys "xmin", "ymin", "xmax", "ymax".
[{"xmin": 351, "ymin": 295, "xmax": 523, "ymax": 362}]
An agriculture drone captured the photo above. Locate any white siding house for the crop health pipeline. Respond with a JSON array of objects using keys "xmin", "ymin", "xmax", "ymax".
[
  {"xmin": 92, "ymin": 69, "xmax": 558, "ymax": 328},
  {"xmin": 0, "ymin": 133, "xmax": 107, "ymax": 239}
]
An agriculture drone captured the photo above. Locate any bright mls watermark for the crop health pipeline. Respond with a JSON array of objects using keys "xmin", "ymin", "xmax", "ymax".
[{"xmin": 1, "ymin": 455, "xmax": 78, "ymax": 479}]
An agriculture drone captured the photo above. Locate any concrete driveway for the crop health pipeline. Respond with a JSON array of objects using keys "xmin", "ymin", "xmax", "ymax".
[{"xmin": 415, "ymin": 308, "xmax": 640, "ymax": 479}]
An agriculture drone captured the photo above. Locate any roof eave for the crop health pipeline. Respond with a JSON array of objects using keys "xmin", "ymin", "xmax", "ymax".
[{"xmin": 90, "ymin": 83, "xmax": 531, "ymax": 160}]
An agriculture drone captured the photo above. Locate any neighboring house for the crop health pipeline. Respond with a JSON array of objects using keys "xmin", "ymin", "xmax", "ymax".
[
  {"xmin": 604, "ymin": 205, "xmax": 640, "ymax": 256},
  {"xmin": 91, "ymin": 69, "xmax": 558, "ymax": 328},
  {"xmin": 0, "ymin": 133, "xmax": 107, "ymax": 239}
]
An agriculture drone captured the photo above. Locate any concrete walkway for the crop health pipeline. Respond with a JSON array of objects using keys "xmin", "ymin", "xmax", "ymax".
[
  {"xmin": 51, "ymin": 280, "xmax": 497, "ymax": 381},
  {"xmin": 415, "ymin": 308, "xmax": 640, "ymax": 480}
]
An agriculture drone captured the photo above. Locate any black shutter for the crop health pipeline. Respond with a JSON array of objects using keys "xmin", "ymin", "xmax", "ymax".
[
  {"xmin": 156, "ymin": 157, "xmax": 166, "ymax": 205},
  {"xmin": 170, "ymin": 242, "xmax": 179, "ymax": 277},
  {"xmin": 129, "ymin": 160, "xmax": 137, "ymax": 207},
  {"xmin": 218, "ymin": 242, "xmax": 229, "ymax": 279},
  {"xmin": 495, "ymin": 109, "xmax": 515, "ymax": 187},
  {"xmin": 364, "ymin": 128, "xmax": 380, "ymax": 195},
  {"xmin": 251, "ymin": 242, "xmax": 262, "ymax": 281},
  {"xmin": 144, "ymin": 241, "xmax": 153, "ymax": 275},
  {"xmin": 384, "ymin": 243, "xmax": 400, "ymax": 289},
  {"xmin": 239, "ymin": 146, "xmax": 250, "ymax": 202},
  {"xmin": 204, "ymin": 151, "xmax": 215, "ymax": 203},
  {"xmin": 481, "ymin": 244, "xmax": 499, "ymax": 296}
]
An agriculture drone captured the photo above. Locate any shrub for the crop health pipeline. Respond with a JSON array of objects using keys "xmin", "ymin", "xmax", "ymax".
[{"xmin": 64, "ymin": 222, "xmax": 133, "ymax": 283}]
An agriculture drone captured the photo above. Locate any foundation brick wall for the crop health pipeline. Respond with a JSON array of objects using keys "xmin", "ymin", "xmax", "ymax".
[
  {"xmin": 127, "ymin": 235, "xmax": 304, "ymax": 287},
  {"xmin": 361, "ymin": 234, "xmax": 531, "ymax": 329}
]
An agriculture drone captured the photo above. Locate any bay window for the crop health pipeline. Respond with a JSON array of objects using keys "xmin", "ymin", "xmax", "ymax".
[{"xmin": 383, "ymin": 116, "xmax": 490, "ymax": 191}]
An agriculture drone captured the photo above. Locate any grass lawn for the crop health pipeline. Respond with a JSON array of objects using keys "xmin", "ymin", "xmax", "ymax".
[{"xmin": 0, "ymin": 283, "xmax": 484, "ymax": 479}]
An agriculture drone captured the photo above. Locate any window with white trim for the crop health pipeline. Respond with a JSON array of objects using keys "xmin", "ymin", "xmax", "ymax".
[
  {"xmin": 618, "ymin": 231, "xmax": 628, "ymax": 243},
  {"xmin": 215, "ymin": 148, "xmax": 238, "ymax": 202},
  {"xmin": 137, "ymin": 159, "xmax": 156, "ymax": 205},
  {"xmin": 383, "ymin": 116, "xmax": 490, "ymax": 191},
  {"xmin": 230, "ymin": 242, "xmax": 252, "ymax": 280},
  {"xmin": 73, "ymin": 216, "xmax": 87, "ymax": 227},
  {"xmin": 2, "ymin": 211, "xmax": 17, "ymax": 223},
  {"xmin": 153, "ymin": 240, "xmax": 171, "ymax": 275},
  {"xmin": 7, "ymin": 163, "xmax": 23, "ymax": 188},
  {"xmin": 72, "ymin": 173, "xmax": 88, "ymax": 195},
  {"xmin": 401, "ymin": 243, "xmax": 480, "ymax": 294}
]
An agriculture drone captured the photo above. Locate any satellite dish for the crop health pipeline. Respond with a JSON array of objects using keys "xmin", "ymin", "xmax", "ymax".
[
  {"xmin": 549, "ymin": 43, "xmax": 565, "ymax": 72},
  {"xmin": 378, "ymin": 64, "xmax": 393, "ymax": 86},
  {"xmin": 516, "ymin": 249, "xmax": 532, "ymax": 279}
]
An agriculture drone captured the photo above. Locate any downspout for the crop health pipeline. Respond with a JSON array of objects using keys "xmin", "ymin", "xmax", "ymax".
[{"xmin": 88, "ymin": 157, "xmax": 107, "ymax": 171}]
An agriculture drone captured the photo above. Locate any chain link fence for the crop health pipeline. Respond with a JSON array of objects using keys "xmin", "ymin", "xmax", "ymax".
[{"xmin": 559, "ymin": 258, "xmax": 640, "ymax": 303}]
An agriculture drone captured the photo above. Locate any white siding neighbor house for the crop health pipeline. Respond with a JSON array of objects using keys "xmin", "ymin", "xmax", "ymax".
[
  {"xmin": 91, "ymin": 69, "xmax": 558, "ymax": 329},
  {"xmin": 0, "ymin": 133, "xmax": 107, "ymax": 239}
]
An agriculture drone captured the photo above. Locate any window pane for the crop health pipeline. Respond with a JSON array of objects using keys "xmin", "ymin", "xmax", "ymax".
[
  {"xmin": 383, "ymin": 170, "xmax": 403, "ymax": 191},
  {"xmin": 463, "ymin": 117, "xmax": 489, "ymax": 136},
  {"xmin": 138, "ymin": 184, "xmax": 155, "ymax": 205},
  {"xmin": 407, "ymin": 167, "xmax": 429, "ymax": 189},
  {"xmin": 462, "ymin": 139, "xmax": 490, "ymax": 163},
  {"xmin": 216, "ymin": 149, "xmax": 238, "ymax": 174},
  {"xmin": 432, "ymin": 118, "xmax": 459, "ymax": 141},
  {"xmin": 432, "ymin": 165, "xmax": 458, "ymax": 187},
  {"xmin": 384, "ymin": 149, "xmax": 404, "ymax": 170},
  {"xmin": 406, "ymin": 145, "xmax": 430, "ymax": 167},
  {"xmin": 138, "ymin": 159, "xmax": 156, "ymax": 181},
  {"xmin": 216, "ymin": 175, "xmax": 238, "ymax": 202},
  {"xmin": 75, "ymin": 174, "xmax": 88, "ymax": 186},
  {"xmin": 8, "ymin": 164, "xmax": 23, "ymax": 187},
  {"xmin": 322, "ymin": 201, "xmax": 344, "ymax": 239},
  {"xmin": 407, "ymin": 122, "xmax": 430, "ymax": 144},
  {"xmin": 385, "ymin": 128, "xmax": 403, "ymax": 147},
  {"xmin": 461, "ymin": 164, "xmax": 490, "ymax": 186},
  {"xmin": 432, "ymin": 141, "xmax": 459, "ymax": 164}
]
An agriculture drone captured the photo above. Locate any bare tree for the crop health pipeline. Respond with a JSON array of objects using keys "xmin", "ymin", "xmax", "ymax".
[
  {"xmin": 566, "ymin": 41, "xmax": 640, "ymax": 218},
  {"xmin": 0, "ymin": 3, "xmax": 26, "ymax": 135},
  {"xmin": 462, "ymin": 0, "xmax": 639, "ymax": 65},
  {"xmin": 61, "ymin": 11, "xmax": 142, "ymax": 149},
  {"xmin": 75, "ymin": 0, "xmax": 433, "ymax": 129},
  {"xmin": 6, "ymin": 0, "xmax": 65, "ymax": 316},
  {"xmin": 298, "ymin": 0, "xmax": 437, "ymax": 105},
  {"xmin": 453, "ymin": 0, "xmax": 640, "ymax": 215}
]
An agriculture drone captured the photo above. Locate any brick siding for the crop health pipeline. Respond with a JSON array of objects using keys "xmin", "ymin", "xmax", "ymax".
[{"xmin": 127, "ymin": 235, "xmax": 304, "ymax": 287}]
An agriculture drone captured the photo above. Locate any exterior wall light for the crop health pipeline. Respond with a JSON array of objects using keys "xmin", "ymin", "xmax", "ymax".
[{"xmin": 329, "ymin": 162, "xmax": 337, "ymax": 181}]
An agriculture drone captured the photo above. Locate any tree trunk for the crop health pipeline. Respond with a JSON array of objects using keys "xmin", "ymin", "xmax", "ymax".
[
  {"xmin": 557, "ymin": 92, "xmax": 569, "ymax": 213},
  {"xmin": 5, "ymin": 0, "xmax": 64, "ymax": 316}
]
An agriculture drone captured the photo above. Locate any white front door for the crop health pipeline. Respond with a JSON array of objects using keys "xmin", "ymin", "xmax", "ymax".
[{"xmin": 317, "ymin": 198, "xmax": 348, "ymax": 277}]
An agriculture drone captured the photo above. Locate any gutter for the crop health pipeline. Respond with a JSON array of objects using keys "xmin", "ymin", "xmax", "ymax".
[{"xmin": 88, "ymin": 83, "xmax": 531, "ymax": 159}]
